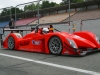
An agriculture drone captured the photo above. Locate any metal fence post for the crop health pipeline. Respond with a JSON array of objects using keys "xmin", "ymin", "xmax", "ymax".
[
  {"xmin": 80, "ymin": 20, "xmax": 83, "ymax": 31},
  {"xmin": 68, "ymin": 0, "xmax": 71, "ymax": 33},
  {"xmin": 89, "ymin": 20, "xmax": 91, "ymax": 31}
]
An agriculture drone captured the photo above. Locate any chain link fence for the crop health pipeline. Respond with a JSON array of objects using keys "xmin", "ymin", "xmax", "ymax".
[
  {"xmin": 0, "ymin": 6, "xmax": 12, "ymax": 22},
  {"xmin": 2, "ymin": 18, "xmax": 100, "ymax": 40},
  {"xmin": 2, "ymin": 22, "xmax": 71, "ymax": 39},
  {"xmin": 1, "ymin": 19, "xmax": 100, "ymax": 43}
]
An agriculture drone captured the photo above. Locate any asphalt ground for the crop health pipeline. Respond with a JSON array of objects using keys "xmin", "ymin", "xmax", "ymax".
[{"xmin": 0, "ymin": 48, "xmax": 100, "ymax": 75}]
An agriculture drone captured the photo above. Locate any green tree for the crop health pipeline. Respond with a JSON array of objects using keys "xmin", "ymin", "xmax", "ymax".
[
  {"xmin": 24, "ymin": 5, "xmax": 28, "ymax": 11},
  {"xmin": 73, "ymin": 0, "xmax": 84, "ymax": 3},
  {"xmin": 12, "ymin": 7, "xmax": 23, "ymax": 14},
  {"xmin": 0, "ymin": 7, "xmax": 23, "ymax": 16},
  {"xmin": 54, "ymin": 4, "xmax": 60, "ymax": 7},
  {"xmin": 61, "ymin": 0, "xmax": 84, "ymax": 5},
  {"xmin": 0, "ymin": 8, "xmax": 8, "ymax": 16},
  {"xmin": 24, "ymin": 3, "xmax": 41, "ymax": 12},
  {"xmin": 24, "ymin": 0, "xmax": 59, "ymax": 11},
  {"xmin": 41, "ymin": 0, "xmax": 50, "ymax": 9},
  {"xmin": 61, "ymin": 0, "xmax": 74, "ymax": 4},
  {"xmin": 41, "ymin": 0, "xmax": 59, "ymax": 9},
  {"xmin": 50, "ymin": 2, "xmax": 56, "ymax": 7}
]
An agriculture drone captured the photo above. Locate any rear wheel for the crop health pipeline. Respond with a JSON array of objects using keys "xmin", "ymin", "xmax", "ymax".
[
  {"xmin": 48, "ymin": 36, "xmax": 62, "ymax": 55},
  {"xmin": 8, "ymin": 36, "xmax": 15, "ymax": 49}
]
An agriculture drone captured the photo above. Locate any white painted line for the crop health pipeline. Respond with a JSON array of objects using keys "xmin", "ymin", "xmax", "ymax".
[{"xmin": 0, "ymin": 53, "xmax": 99, "ymax": 75}]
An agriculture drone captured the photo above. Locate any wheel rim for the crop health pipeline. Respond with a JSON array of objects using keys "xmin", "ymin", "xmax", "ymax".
[
  {"xmin": 49, "ymin": 37, "xmax": 62, "ymax": 54},
  {"xmin": 8, "ymin": 37, "xmax": 14, "ymax": 49}
]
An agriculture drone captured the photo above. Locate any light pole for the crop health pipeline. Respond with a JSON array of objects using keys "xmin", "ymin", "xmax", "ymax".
[
  {"xmin": 37, "ymin": 0, "xmax": 42, "ymax": 26},
  {"xmin": 10, "ymin": 6, "xmax": 13, "ymax": 19},
  {"xmin": 68, "ymin": 0, "xmax": 71, "ymax": 32}
]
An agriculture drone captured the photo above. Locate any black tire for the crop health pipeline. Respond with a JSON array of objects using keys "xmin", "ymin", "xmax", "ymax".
[
  {"xmin": 8, "ymin": 36, "xmax": 15, "ymax": 49},
  {"xmin": 48, "ymin": 36, "xmax": 63, "ymax": 55}
]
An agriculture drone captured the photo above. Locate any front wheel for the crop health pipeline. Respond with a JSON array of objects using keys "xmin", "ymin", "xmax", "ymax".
[
  {"xmin": 8, "ymin": 36, "xmax": 15, "ymax": 49},
  {"xmin": 48, "ymin": 36, "xmax": 63, "ymax": 55}
]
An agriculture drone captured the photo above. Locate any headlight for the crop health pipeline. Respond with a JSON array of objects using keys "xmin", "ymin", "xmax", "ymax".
[
  {"xmin": 67, "ymin": 38, "xmax": 77, "ymax": 48},
  {"xmin": 96, "ymin": 36, "xmax": 100, "ymax": 44}
]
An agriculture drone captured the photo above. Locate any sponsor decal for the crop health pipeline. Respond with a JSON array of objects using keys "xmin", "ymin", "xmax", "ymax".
[{"xmin": 32, "ymin": 40, "xmax": 41, "ymax": 45}]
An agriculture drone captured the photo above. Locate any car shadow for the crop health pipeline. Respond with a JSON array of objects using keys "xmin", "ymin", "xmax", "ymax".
[
  {"xmin": 1, "ymin": 48, "xmax": 100, "ymax": 58},
  {"xmin": 62, "ymin": 50, "xmax": 100, "ymax": 58}
]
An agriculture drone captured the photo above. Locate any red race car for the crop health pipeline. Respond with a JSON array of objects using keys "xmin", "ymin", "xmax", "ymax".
[{"xmin": 1, "ymin": 25, "xmax": 100, "ymax": 56}]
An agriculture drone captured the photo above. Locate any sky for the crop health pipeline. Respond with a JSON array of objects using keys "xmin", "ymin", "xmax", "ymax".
[{"xmin": 0, "ymin": 0, "xmax": 62, "ymax": 9}]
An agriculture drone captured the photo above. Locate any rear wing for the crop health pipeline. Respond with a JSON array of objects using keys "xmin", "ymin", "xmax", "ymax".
[
  {"xmin": 0, "ymin": 28, "xmax": 35, "ymax": 35},
  {"xmin": 0, "ymin": 27, "xmax": 35, "ymax": 47}
]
